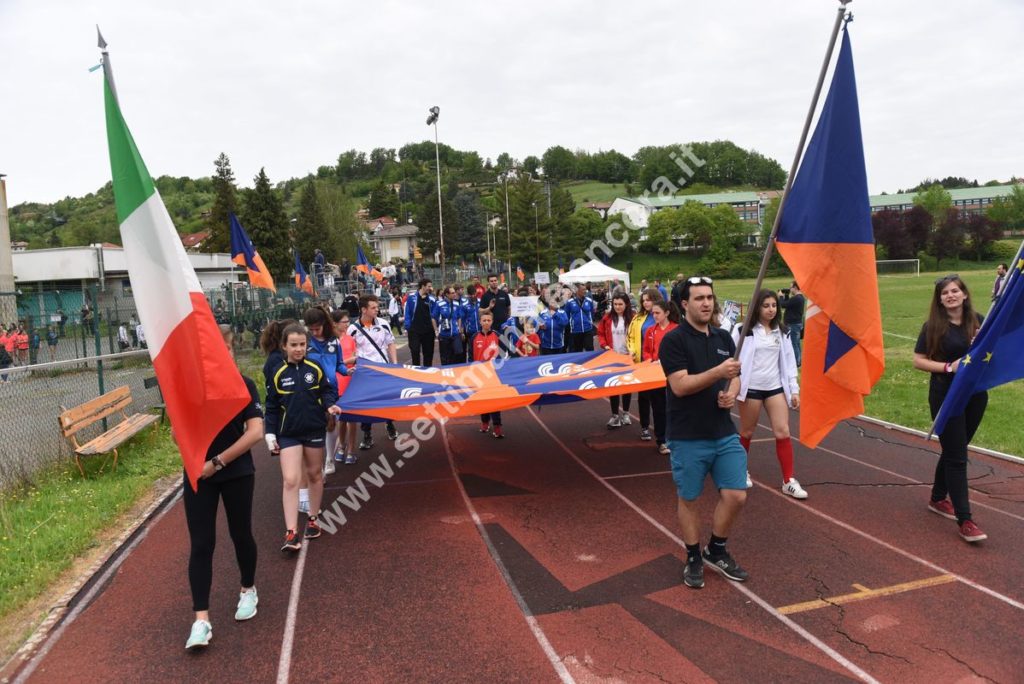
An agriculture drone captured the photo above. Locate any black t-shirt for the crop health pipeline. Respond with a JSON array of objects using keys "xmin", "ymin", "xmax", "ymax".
[
  {"xmin": 659, "ymin": 320, "xmax": 738, "ymax": 440},
  {"xmin": 195, "ymin": 375, "xmax": 263, "ymax": 484},
  {"xmin": 481, "ymin": 289, "xmax": 512, "ymax": 327},
  {"xmin": 914, "ymin": 314, "xmax": 983, "ymax": 392},
  {"xmin": 412, "ymin": 294, "xmax": 434, "ymax": 332},
  {"xmin": 779, "ymin": 294, "xmax": 806, "ymax": 325}
]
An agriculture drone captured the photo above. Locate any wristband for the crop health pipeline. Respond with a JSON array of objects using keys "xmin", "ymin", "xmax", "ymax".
[
  {"xmin": 212, "ymin": 455, "xmax": 225, "ymax": 471},
  {"xmin": 944, "ymin": 362, "xmax": 952, "ymax": 374}
]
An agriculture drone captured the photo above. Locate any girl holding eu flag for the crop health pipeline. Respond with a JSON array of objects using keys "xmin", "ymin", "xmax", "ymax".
[{"xmin": 912, "ymin": 275, "xmax": 987, "ymax": 543}]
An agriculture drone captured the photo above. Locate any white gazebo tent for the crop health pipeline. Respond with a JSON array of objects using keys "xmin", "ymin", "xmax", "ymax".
[{"xmin": 558, "ymin": 259, "xmax": 630, "ymax": 291}]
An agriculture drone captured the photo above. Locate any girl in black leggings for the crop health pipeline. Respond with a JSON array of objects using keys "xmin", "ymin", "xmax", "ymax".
[
  {"xmin": 184, "ymin": 325, "xmax": 265, "ymax": 649},
  {"xmin": 913, "ymin": 275, "xmax": 988, "ymax": 544}
]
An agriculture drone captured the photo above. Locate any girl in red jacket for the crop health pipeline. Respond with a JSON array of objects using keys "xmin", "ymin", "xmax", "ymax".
[
  {"xmin": 642, "ymin": 300, "xmax": 680, "ymax": 454},
  {"xmin": 597, "ymin": 293, "xmax": 635, "ymax": 428},
  {"xmin": 472, "ymin": 311, "xmax": 505, "ymax": 438}
]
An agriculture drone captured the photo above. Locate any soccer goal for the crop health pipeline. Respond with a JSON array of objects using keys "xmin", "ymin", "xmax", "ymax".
[{"xmin": 876, "ymin": 259, "xmax": 920, "ymax": 276}]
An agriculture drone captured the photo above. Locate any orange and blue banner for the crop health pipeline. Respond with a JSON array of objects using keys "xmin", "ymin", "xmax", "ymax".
[
  {"xmin": 294, "ymin": 250, "xmax": 315, "ymax": 296},
  {"xmin": 337, "ymin": 351, "xmax": 666, "ymax": 422},
  {"xmin": 516, "ymin": 264, "xmax": 525, "ymax": 282},
  {"xmin": 356, "ymin": 245, "xmax": 384, "ymax": 282},
  {"xmin": 229, "ymin": 213, "xmax": 276, "ymax": 292},
  {"xmin": 775, "ymin": 28, "xmax": 884, "ymax": 448}
]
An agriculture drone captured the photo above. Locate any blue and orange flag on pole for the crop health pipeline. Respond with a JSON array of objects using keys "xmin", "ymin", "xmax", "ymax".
[
  {"xmin": 294, "ymin": 250, "xmax": 315, "ymax": 296},
  {"xmin": 229, "ymin": 213, "xmax": 276, "ymax": 292},
  {"xmin": 775, "ymin": 28, "xmax": 884, "ymax": 448},
  {"xmin": 933, "ymin": 246, "xmax": 1024, "ymax": 436},
  {"xmin": 516, "ymin": 264, "xmax": 525, "ymax": 282},
  {"xmin": 356, "ymin": 245, "xmax": 384, "ymax": 282}
]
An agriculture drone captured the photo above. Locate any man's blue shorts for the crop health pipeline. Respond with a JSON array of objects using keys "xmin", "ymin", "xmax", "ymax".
[
  {"xmin": 668, "ymin": 435, "xmax": 748, "ymax": 501},
  {"xmin": 279, "ymin": 434, "xmax": 325, "ymax": 450}
]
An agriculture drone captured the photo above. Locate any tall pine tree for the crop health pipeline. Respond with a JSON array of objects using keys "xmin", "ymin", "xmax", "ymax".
[
  {"xmin": 204, "ymin": 152, "xmax": 237, "ymax": 253},
  {"xmin": 293, "ymin": 179, "xmax": 330, "ymax": 266},
  {"xmin": 241, "ymin": 168, "xmax": 291, "ymax": 286}
]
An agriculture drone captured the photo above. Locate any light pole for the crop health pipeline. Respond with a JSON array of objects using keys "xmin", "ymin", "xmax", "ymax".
[
  {"xmin": 426, "ymin": 106, "xmax": 445, "ymax": 283},
  {"xmin": 532, "ymin": 201, "xmax": 540, "ymax": 274},
  {"xmin": 502, "ymin": 172, "xmax": 512, "ymax": 282}
]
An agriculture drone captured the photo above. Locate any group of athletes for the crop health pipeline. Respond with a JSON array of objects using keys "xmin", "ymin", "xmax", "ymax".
[{"xmin": 178, "ymin": 271, "xmax": 993, "ymax": 649}]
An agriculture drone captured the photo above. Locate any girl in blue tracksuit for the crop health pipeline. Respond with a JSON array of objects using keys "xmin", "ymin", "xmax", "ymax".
[
  {"xmin": 265, "ymin": 323, "xmax": 346, "ymax": 553},
  {"xmin": 537, "ymin": 297, "xmax": 569, "ymax": 355},
  {"xmin": 303, "ymin": 307, "xmax": 345, "ymax": 475}
]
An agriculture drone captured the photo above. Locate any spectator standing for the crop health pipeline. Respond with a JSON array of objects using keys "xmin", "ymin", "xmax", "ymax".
[
  {"xmin": 992, "ymin": 263, "xmax": 1008, "ymax": 305},
  {"xmin": 655, "ymin": 279, "xmax": 669, "ymax": 302},
  {"xmin": 15, "ymin": 325, "xmax": 29, "ymax": 365},
  {"xmin": 29, "ymin": 328, "xmax": 41, "ymax": 365},
  {"xmin": 46, "ymin": 326, "xmax": 59, "ymax": 362},
  {"xmin": 480, "ymin": 273, "xmax": 512, "ymax": 330},
  {"xmin": 778, "ymin": 282, "xmax": 806, "ymax": 367}
]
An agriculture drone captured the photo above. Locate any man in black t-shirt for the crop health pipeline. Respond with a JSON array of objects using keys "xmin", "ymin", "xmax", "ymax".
[
  {"xmin": 659, "ymin": 276, "xmax": 747, "ymax": 590},
  {"xmin": 778, "ymin": 282, "xmax": 805, "ymax": 367},
  {"xmin": 480, "ymin": 273, "xmax": 511, "ymax": 329}
]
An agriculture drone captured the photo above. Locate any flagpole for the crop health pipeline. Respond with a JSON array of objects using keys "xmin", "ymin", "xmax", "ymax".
[
  {"xmin": 96, "ymin": 26, "xmax": 119, "ymax": 104},
  {"xmin": 735, "ymin": 0, "xmax": 852, "ymax": 357}
]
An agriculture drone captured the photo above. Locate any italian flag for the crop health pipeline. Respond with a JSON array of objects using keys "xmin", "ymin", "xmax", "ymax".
[{"xmin": 103, "ymin": 72, "xmax": 250, "ymax": 490}]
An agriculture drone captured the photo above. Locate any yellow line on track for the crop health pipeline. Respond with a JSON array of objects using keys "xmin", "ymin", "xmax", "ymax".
[{"xmin": 777, "ymin": 574, "xmax": 957, "ymax": 615}]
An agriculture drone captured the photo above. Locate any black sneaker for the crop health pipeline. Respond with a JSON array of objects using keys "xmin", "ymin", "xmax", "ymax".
[
  {"xmin": 702, "ymin": 547, "xmax": 749, "ymax": 582},
  {"xmin": 683, "ymin": 559, "xmax": 704, "ymax": 589},
  {"xmin": 359, "ymin": 434, "xmax": 373, "ymax": 450},
  {"xmin": 304, "ymin": 516, "xmax": 321, "ymax": 540},
  {"xmin": 281, "ymin": 529, "xmax": 302, "ymax": 553},
  {"xmin": 386, "ymin": 423, "xmax": 398, "ymax": 440}
]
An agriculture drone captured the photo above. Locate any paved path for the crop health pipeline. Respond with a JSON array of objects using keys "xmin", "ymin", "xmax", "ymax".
[{"xmin": 8, "ymin": 347, "xmax": 1024, "ymax": 683}]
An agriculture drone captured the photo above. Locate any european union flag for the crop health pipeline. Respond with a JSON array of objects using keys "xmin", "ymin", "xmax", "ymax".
[{"xmin": 934, "ymin": 248, "xmax": 1024, "ymax": 435}]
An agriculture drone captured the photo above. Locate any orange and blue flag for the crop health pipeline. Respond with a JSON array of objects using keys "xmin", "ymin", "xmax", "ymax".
[
  {"xmin": 934, "ymin": 247, "xmax": 1024, "ymax": 436},
  {"xmin": 294, "ymin": 250, "xmax": 315, "ymax": 296},
  {"xmin": 229, "ymin": 213, "xmax": 276, "ymax": 292},
  {"xmin": 356, "ymin": 245, "xmax": 384, "ymax": 282},
  {"xmin": 516, "ymin": 264, "xmax": 525, "ymax": 282},
  {"xmin": 775, "ymin": 28, "xmax": 884, "ymax": 448}
]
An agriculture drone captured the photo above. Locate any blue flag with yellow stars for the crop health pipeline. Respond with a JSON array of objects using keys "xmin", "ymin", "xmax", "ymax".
[{"xmin": 934, "ymin": 247, "xmax": 1024, "ymax": 435}]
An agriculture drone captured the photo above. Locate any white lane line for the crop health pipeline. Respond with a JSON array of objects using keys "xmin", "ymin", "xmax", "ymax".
[
  {"xmin": 882, "ymin": 330, "xmax": 916, "ymax": 341},
  {"xmin": 441, "ymin": 422, "xmax": 576, "ymax": 684},
  {"xmin": 527, "ymin": 407, "xmax": 880, "ymax": 684},
  {"xmin": 603, "ymin": 470, "xmax": 672, "ymax": 481},
  {"xmin": 751, "ymin": 480, "xmax": 1024, "ymax": 612},
  {"xmin": 276, "ymin": 542, "xmax": 309, "ymax": 684}
]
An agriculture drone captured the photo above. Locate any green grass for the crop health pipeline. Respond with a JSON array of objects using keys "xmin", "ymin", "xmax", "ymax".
[
  {"xmin": 0, "ymin": 425, "xmax": 181, "ymax": 621},
  {"xmin": 710, "ymin": 267, "xmax": 1024, "ymax": 456},
  {"xmin": 608, "ymin": 252, "xmax": 704, "ymax": 283},
  {"xmin": 564, "ymin": 181, "xmax": 628, "ymax": 205}
]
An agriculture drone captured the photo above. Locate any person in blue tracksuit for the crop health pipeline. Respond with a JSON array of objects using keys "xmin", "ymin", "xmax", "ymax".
[
  {"xmin": 264, "ymin": 323, "xmax": 345, "ymax": 554},
  {"xmin": 461, "ymin": 283, "xmax": 482, "ymax": 361},
  {"xmin": 433, "ymin": 285, "xmax": 464, "ymax": 366},
  {"xmin": 303, "ymin": 306, "xmax": 346, "ymax": 476},
  {"xmin": 537, "ymin": 296, "xmax": 569, "ymax": 355},
  {"xmin": 563, "ymin": 283, "xmax": 595, "ymax": 352}
]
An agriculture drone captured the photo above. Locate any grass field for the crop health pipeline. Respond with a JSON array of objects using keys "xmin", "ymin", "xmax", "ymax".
[
  {"xmin": 564, "ymin": 181, "xmax": 628, "ymax": 205},
  {"xmin": 709, "ymin": 268, "xmax": 1024, "ymax": 457}
]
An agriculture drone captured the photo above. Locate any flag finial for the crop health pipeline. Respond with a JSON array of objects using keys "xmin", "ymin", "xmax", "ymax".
[{"xmin": 96, "ymin": 25, "xmax": 107, "ymax": 50}]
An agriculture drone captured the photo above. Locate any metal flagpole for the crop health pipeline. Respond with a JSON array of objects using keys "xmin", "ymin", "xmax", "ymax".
[{"xmin": 734, "ymin": 0, "xmax": 852, "ymax": 358}]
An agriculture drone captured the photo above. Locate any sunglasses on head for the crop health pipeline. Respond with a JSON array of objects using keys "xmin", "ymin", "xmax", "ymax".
[
  {"xmin": 687, "ymin": 276, "xmax": 713, "ymax": 285},
  {"xmin": 934, "ymin": 274, "xmax": 960, "ymax": 285}
]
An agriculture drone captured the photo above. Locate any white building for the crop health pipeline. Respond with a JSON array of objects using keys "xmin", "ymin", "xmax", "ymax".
[{"xmin": 368, "ymin": 222, "xmax": 419, "ymax": 264}]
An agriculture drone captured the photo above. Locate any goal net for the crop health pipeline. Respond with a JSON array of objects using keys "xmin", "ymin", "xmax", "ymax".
[{"xmin": 875, "ymin": 259, "xmax": 920, "ymax": 276}]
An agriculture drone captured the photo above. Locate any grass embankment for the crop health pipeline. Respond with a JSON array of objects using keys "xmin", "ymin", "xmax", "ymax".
[
  {"xmin": 0, "ymin": 424, "xmax": 181, "ymax": 657},
  {"xmin": 711, "ymin": 268, "xmax": 1024, "ymax": 456}
]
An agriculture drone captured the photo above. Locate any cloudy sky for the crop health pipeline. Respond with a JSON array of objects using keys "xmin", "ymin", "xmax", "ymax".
[{"xmin": 2, "ymin": 0, "xmax": 1022, "ymax": 206}]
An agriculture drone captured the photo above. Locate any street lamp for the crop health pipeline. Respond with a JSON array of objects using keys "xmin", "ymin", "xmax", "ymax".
[
  {"xmin": 426, "ymin": 106, "xmax": 445, "ymax": 283},
  {"xmin": 532, "ymin": 201, "xmax": 540, "ymax": 274},
  {"xmin": 501, "ymin": 171, "xmax": 512, "ymax": 282}
]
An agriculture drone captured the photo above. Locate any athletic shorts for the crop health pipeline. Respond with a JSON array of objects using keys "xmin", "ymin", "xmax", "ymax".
[
  {"xmin": 744, "ymin": 387, "xmax": 784, "ymax": 401},
  {"xmin": 278, "ymin": 434, "xmax": 326, "ymax": 450},
  {"xmin": 668, "ymin": 435, "xmax": 748, "ymax": 501}
]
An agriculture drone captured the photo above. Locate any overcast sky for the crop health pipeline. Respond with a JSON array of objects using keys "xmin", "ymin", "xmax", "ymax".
[{"xmin": 2, "ymin": 0, "xmax": 1022, "ymax": 207}]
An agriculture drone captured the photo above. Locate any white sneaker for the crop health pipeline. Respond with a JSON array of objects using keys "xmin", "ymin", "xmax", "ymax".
[
  {"xmin": 782, "ymin": 478, "xmax": 808, "ymax": 499},
  {"xmin": 235, "ymin": 588, "xmax": 258, "ymax": 621},
  {"xmin": 745, "ymin": 471, "xmax": 753, "ymax": 488},
  {"xmin": 323, "ymin": 457, "xmax": 336, "ymax": 475},
  {"xmin": 619, "ymin": 413, "xmax": 632, "ymax": 426},
  {"xmin": 607, "ymin": 415, "xmax": 622, "ymax": 429},
  {"xmin": 185, "ymin": 619, "xmax": 212, "ymax": 649}
]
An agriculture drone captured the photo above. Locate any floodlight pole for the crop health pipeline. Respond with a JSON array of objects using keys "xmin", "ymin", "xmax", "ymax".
[
  {"xmin": 735, "ymin": 0, "xmax": 852, "ymax": 358},
  {"xmin": 429, "ymin": 109, "xmax": 446, "ymax": 285},
  {"xmin": 504, "ymin": 173, "xmax": 512, "ymax": 282}
]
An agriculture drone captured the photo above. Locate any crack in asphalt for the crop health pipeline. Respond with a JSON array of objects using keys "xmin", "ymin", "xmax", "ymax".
[{"xmin": 918, "ymin": 644, "xmax": 999, "ymax": 683}]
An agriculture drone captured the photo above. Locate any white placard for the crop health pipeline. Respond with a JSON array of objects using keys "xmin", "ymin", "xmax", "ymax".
[
  {"xmin": 533, "ymin": 272, "xmax": 550, "ymax": 284},
  {"xmin": 510, "ymin": 296, "xmax": 540, "ymax": 317}
]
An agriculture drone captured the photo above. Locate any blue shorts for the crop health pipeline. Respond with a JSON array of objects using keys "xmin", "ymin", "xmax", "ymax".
[
  {"xmin": 668, "ymin": 435, "xmax": 748, "ymax": 501},
  {"xmin": 279, "ymin": 434, "xmax": 325, "ymax": 450}
]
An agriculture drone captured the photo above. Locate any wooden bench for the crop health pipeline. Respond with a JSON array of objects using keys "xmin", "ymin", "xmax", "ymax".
[{"xmin": 58, "ymin": 385, "xmax": 160, "ymax": 476}]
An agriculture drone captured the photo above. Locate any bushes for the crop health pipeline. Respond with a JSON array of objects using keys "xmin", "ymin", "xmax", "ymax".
[{"xmin": 988, "ymin": 239, "xmax": 1020, "ymax": 262}]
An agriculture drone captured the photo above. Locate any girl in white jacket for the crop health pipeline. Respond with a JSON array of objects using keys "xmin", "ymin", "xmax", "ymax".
[{"xmin": 733, "ymin": 289, "xmax": 805, "ymax": 499}]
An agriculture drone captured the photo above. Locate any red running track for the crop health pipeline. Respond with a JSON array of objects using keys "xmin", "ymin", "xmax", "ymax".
[{"xmin": 7, "ymin": 350, "xmax": 1024, "ymax": 683}]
